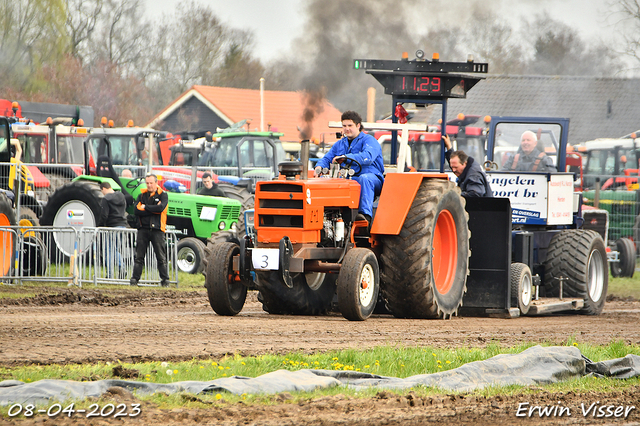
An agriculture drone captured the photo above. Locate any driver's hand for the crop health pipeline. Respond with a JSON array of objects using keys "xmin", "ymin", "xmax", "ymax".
[
  {"xmin": 442, "ymin": 135, "xmax": 452, "ymax": 150},
  {"xmin": 314, "ymin": 166, "xmax": 322, "ymax": 177},
  {"xmin": 333, "ymin": 155, "xmax": 347, "ymax": 164}
]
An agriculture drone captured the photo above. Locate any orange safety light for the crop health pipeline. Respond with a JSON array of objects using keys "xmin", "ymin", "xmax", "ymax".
[
  {"xmin": 101, "ymin": 117, "xmax": 108, "ymax": 126},
  {"xmin": 437, "ymin": 118, "xmax": 442, "ymax": 124},
  {"xmin": 621, "ymin": 155, "xmax": 627, "ymax": 163},
  {"xmin": 483, "ymin": 115, "xmax": 491, "ymax": 123},
  {"xmin": 46, "ymin": 117, "xmax": 53, "ymax": 125},
  {"xmin": 432, "ymin": 52, "xmax": 440, "ymax": 61},
  {"xmin": 108, "ymin": 120, "xmax": 114, "ymax": 128},
  {"xmin": 402, "ymin": 52, "xmax": 409, "ymax": 60},
  {"xmin": 632, "ymin": 133, "xmax": 637, "ymax": 139},
  {"xmin": 127, "ymin": 119, "xmax": 134, "ymax": 127},
  {"xmin": 77, "ymin": 118, "xmax": 84, "ymax": 126},
  {"xmin": 11, "ymin": 101, "xmax": 19, "ymax": 109},
  {"xmin": 457, "ymin": 113, "xmax": 465, "ymax": 121}
]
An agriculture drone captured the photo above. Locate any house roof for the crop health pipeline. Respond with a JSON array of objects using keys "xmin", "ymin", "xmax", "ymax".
[
  {"xmin": 147, "ymin": 85, "xmax": 343, "ymax": 143},
  {"xmin": 410, "ymin": 75, "xmax": 640, "ymax": 145}
]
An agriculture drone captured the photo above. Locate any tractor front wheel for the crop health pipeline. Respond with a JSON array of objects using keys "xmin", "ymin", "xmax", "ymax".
[
  {"xmin": 205, "ymin": 242, "xmax": 248, "ymax": 316},
  {"xmin": 176, "ymin": 237, "xmax": 206, "ymax": 274},
  {"xmin": 337, "ymin": 248, "xmax": 380, "ymax": 321}
]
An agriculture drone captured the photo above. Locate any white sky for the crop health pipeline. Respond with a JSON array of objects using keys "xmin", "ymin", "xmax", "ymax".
[{"xmin": 145, "ymin": 0, "xmax": 620, "ymax": 63}]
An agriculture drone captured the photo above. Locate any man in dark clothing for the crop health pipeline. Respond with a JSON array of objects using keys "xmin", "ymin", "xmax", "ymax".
[
  {"xmin": 99, "ymin": 181, "xmax": 128, "ymax": 279},
  {"xmin": 131, "ymin": 173, "xmax": 170, "ymax": 287},
  {"xmin": 198, "ymin": 172, "xmax": 226, "ymax": 197},
  {"xmin": 443, "ymin": 135, "xmax": 493, "ymax": 197},
  {"xmin": 502, "ymin": 130, "xmax": 556, "ymax": 172},
  {"xmin": 99, "ymin": 181, "xmax": 128, "ymax": 227}
]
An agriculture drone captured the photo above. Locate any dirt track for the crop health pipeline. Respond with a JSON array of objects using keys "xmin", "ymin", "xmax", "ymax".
[{"xmin": 1, "ymin": 287, "xmax": 640, "ymax": 425}]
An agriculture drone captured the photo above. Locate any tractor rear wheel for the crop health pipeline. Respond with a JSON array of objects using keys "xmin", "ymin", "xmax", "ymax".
[
  {"xmin": 544, "ymin": 230, "xmax": 608, "ymax": 315},
  {"xmin": 40, "ymin": 181, "xmax": 103, "ymax": 262},
  {"xmin": 255, "ymin": 270, "xmax": 336, "ymax": 315},
  {"xmin": 379, "ymin": 179, "xmax": 470, "ymax": 319},
  {"xmin": 205, "ymin": 242, "xmax": 248, "ymax": 315},
  {"xmin": 176, "ymin": 237, "xmax": 206, "ymax": 274},
  {"xmin": 0, "ymin": 193, "xmax": 16, "ymax": 277},
  {"xmin": 337, "ymin": 248, "xmax": 380, "ymax": 321},
  {"xmin": 510, "ymin": 262, "xmax": 532, "ymax": 315},
  {"xmin": 610, "ymin": 237, "xmax": 635, "ymax": 278}
]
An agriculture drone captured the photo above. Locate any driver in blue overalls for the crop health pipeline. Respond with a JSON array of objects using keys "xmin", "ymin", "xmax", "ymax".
[{"xmin": 314, "ymin": 110, "xmax": 384, "ymax": 226}]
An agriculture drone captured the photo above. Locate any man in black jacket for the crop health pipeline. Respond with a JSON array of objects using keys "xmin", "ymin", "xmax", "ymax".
[
  {"xmin": 198, "ymin": 172, "xmax": 226, "ymax": 197},
  {"xmin": 443, "ymin": 135, "xmax": 493, "ymax": 197},
  {"xmin": 130, "ymin": 173, "xmax": 171, "ymax": 287}
]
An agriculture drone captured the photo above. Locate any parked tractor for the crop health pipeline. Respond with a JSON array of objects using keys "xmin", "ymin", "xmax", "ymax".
[
  {"xmin": 40, "ymin": 137, "xmax": 243, "ymax": 274},
  {"xmin": 0, "ymin": 116, "xmax": 47, "ymax": 278},
  {"xmin": 204, "ymin": 53, "xmax": 609, "ymax": 321}
]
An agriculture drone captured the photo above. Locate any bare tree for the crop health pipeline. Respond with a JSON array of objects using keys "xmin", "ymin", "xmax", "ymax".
[
  {"xmin": 524, "ymin": 12, "xmax": 621, "ymax": 76},
  {"xmin": 89, "ymin": 0, "xmax": 151, "ymax": 74},
  {"xmin": 0, "ymin": 0, "xmax": 67, "ymax": 82},
  {"xmin": 462, "ymin": 10, "xmax": 526, "ymax": 75},
  {"xmin": 65, "ymin": 0, "xmax": 103, "ymax": 61}
]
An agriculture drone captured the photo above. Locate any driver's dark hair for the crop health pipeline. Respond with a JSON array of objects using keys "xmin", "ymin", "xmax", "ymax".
[
  {"xmin": 341, "ymin": 110, "xmax": 364, "ymax": 131},
  {"xmin": 100, "ymin": 181, "xmax": 111, "ymax": 190},
  {"xmin": 202, "ymin": 172, "xmax": 212, "ymax": 179},
  {"xmin": 451, "ymin": 150, "xmax": 469, "ymax": 164}
]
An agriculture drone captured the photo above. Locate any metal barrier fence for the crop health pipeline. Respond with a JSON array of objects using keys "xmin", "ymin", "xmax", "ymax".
[
  {"xmin": 0, "ymin": 226, "xmax": 178, "ymax": 287},
  {"xmin": 580, "ymin": 175, "xmax": 640, "ymax": 245}
]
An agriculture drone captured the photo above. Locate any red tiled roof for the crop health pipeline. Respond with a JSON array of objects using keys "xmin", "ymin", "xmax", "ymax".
[{"xmin": 150, "ymin": 85, "xmax": 343, "ymax": 142}]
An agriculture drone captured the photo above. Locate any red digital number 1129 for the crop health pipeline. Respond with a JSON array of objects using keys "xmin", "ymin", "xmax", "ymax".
[{"xmin": 403, "ymin": 76, "xmax": 441, "ymax": 92}]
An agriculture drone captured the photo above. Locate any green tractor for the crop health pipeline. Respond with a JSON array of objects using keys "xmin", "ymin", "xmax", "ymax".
[{"xmin": 40, "ymin": 137, "xmax": 243, "ymax": 274}]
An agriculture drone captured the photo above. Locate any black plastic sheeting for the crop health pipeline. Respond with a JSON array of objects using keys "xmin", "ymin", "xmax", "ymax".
[{"xmin": 1, "ymin": 346, "xmax": 639, "ymax": 407}]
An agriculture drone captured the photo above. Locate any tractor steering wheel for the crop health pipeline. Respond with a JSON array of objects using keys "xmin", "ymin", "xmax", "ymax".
[
  {"xmin": 125, "ymin": 176, "xmax": 144, "ymax": 189},
  {"xmin": 339, "ymin": 156, "xmax": 362, "ymax": 177}
]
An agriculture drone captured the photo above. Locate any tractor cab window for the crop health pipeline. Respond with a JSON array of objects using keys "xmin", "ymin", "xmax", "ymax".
[
  {"xmin": 20, "ymin": 135, "xmax": 47, "ymax": 163},
  {"xmin": 211, "ymin": 139, "xmax": 238, "ymax": 168},
  {"xmin": 412, "ymin": 141, "xmax": 442, "ymax": 171},
  {"xmin": 57, "ymin": 136, "xmax": 84, "ymax": 164},
  {"xmin": 493, "ymin": 123, "xmax": 561, "ymax": 172}
]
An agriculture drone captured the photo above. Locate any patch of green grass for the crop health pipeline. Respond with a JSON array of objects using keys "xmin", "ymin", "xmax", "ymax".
[
  {"xmin": 608, "ymin": 275, "xmax": 640, "ymax": 300},
  {"xmin": 0, "ymin": 291, "xmax": 36, "ymax": 299},
  {"xmin": 1, "ymin": 341, "xmax": 639, "ymax": 416}
]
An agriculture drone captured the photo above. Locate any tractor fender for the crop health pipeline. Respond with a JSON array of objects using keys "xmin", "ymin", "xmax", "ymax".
[{"xmin": 371, "ymin": 173, "xmax": 450, "ymax": 235}]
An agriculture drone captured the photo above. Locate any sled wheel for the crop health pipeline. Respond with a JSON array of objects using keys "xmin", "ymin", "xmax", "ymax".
[
  {"xmin": 205, "ymin": 242, "xmax": 247, "ymax": 315},
  {"xmin": 610, "ymin": 238, "xmax": 635, "ymax": 278},
  {"xmin": 544, "ymin": 230, "xmax": 608, "ymax": 315},
  {"xmin": 337, "ymin": 248, "xmax": 380, "ymax": 321},
  {"xmin": 510, "ymin": 262, "xmax": 532, "ymax": 315}
]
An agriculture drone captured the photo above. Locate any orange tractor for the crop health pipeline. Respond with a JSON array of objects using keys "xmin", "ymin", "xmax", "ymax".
[{"xmin": 205, "ymin": 55, "xmax": 487, "ymax": 320}]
